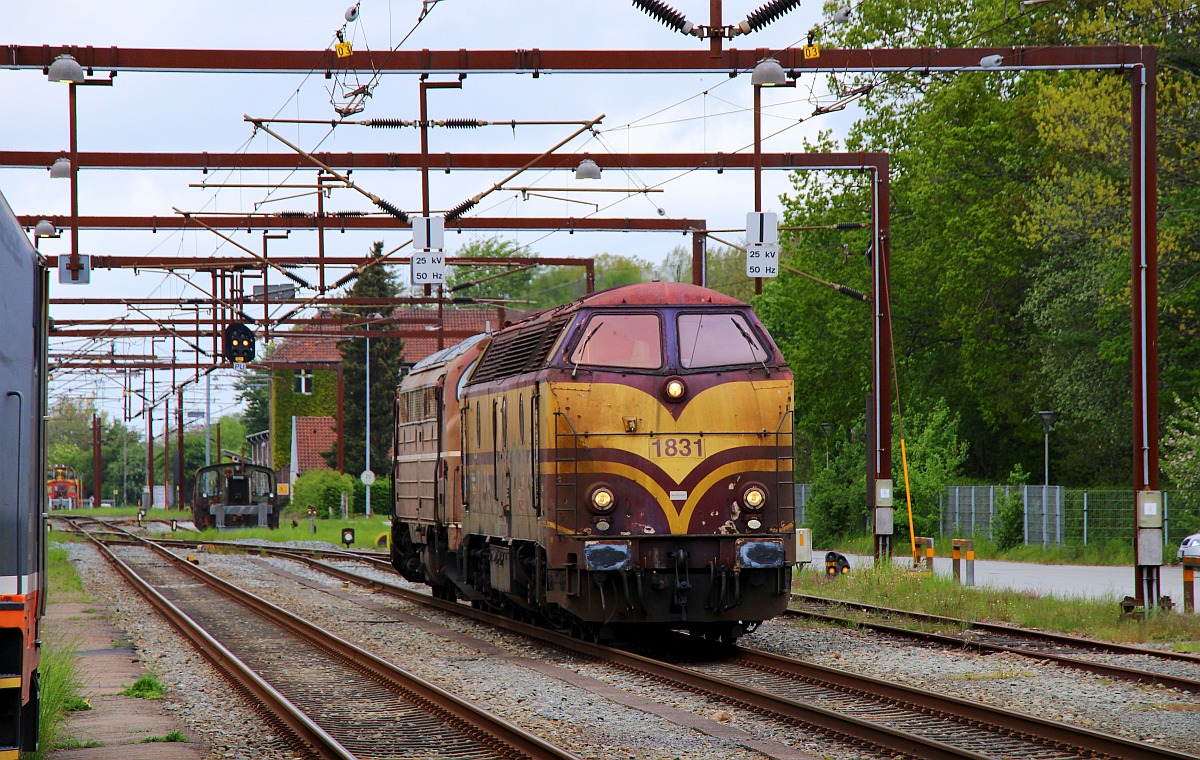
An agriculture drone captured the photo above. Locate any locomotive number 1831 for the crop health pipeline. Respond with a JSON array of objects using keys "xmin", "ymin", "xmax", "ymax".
[{"xmin": 649, "ymin": 436, "xmax": 704, "ymax": 458}]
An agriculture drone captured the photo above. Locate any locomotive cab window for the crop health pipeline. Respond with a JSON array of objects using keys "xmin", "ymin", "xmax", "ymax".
[
  {"xmin": 251, "ymin": 470, "xmax": 272, "ymax": 496},
  {"xmin": 198, "ymin": 469, "xmax": 219, "ymax": 497},
  {"xmin": 678, "ymin": 313, "xmax": 768, "ymax": 368},
  {"xmin": 569, "ymin": 314, "xmax": 663, "ymax": 370}
]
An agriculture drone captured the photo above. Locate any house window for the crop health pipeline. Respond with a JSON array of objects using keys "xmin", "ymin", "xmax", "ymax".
[{"xmin": 294, "ymin": 369, "xmax": 314, "ymax": 395}]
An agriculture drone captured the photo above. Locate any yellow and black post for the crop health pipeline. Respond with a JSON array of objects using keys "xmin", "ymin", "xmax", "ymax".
[{"xmin": 1184, "ymin": 557, "xmax": 1199, "ymax": 614}]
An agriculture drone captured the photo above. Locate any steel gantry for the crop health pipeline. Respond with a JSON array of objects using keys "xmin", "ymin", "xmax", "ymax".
[{"xmin": 5, "ymin": 38, "xmax": 1159, "ymax": 606}]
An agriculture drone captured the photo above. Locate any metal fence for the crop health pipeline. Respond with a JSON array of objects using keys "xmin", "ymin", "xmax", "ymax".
[
  {"xmin": 939, "ymin": 486, "xmax": 1200, "ymax": 546},
  {"xmin": 793, "ymin": 484, "xmax": 1200, "ymax": 545}
]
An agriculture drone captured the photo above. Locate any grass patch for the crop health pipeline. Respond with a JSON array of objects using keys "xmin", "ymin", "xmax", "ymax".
[
  {"xmin": 37, "ymin": 635, "xmax": 88, "ymax": 758},
  {"xmin": 62, "ymin": 694, "xmax": 92, "ymax": 712},
  {"xmin": 794, "ymin": 562, "xmax": 1200, "ymax": 647},
  {"xmin": 54, "ymin": 737, "xmax": 105, "ymax": 749},
  {"xmin": 191, "ymin": 515, "xmax": 392, "ymax": 549},
  {"xmin": 140, "ymin": 730, "xmax": 188, "ymax": 743},
  {"xmin": 46, "ymin": 545, "xmax": 90, "ymax": 604},
  {"xmin": 121, "ymin": 675, "xmax": 167, "ymax": 700}
]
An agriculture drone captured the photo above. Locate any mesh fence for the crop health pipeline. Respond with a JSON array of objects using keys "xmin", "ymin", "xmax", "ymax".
[{"xmin": 939, "ymin": 486, "xmax": 1200, "ymax": 546}]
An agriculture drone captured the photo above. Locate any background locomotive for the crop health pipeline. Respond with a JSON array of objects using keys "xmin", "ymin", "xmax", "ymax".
[
  {"xmin": 46, "ymin": 464, "xmax": 83, "ymax": 510},
  {"xmin": 391, "ymin": 282, "xmax": 796, "ymax": 642},
  {"xmin": 191, "ymin": 458, "xmax": 279, "ymax": 530},
  {"xmin": 0, "ymin": 189, "xmax": 47, "ymax": 754}
]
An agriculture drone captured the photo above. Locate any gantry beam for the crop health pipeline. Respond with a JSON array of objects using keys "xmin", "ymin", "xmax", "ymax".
[
  {"xmin": 1, "ymin": 151, "xmax": 865, "ymax": 171},
  {"xmin": 3, "ymin": 44, "xmax": 1145, "ymax": 75},
  {"xmin": 22, "ymin": 215, "xmax": 708, "ymax": 234}
]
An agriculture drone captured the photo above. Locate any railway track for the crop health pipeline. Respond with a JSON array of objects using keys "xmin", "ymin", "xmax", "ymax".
[
  {"xmin": 189, "ymin": 539, "xmax": 1199, "ymax": 760},
  {"xmin": 61, "ymin": 519, "xmax": 1200, "ymax": 759},
  {"xmin": 69, "ymin": 519, "xmax": 578, "ymax": 760},
  {"xmin": 788, "ymin": 593, "xmax": 1200, "ymax": 692}
]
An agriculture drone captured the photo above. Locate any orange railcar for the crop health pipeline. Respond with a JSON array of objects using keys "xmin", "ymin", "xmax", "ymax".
[{"xmin": 0, "ymin": 189, "xmax": 48, "ymax": 756}]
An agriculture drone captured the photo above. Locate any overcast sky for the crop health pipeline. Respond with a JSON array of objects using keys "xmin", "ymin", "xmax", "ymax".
[{"xmin": 2, "ymin": 1, "xmax": 858, "ymax": 425}]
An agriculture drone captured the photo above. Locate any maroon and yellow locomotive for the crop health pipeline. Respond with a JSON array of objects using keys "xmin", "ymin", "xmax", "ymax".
[{"xmin": 391, "ymin": 282, "xmax": 796, "ymax": 642}]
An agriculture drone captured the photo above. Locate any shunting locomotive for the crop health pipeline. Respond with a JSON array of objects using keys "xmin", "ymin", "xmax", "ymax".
[
  {"xmin": 0, "ymin": 189, "xmax": 48, "ymax": 755},
  {"xmin": 391, "ymin": 282, "xmax": 797, "ymax": 642},
  {"xmin": 191, "ymin": 458, "xmax": 280, "ymax": 530}
]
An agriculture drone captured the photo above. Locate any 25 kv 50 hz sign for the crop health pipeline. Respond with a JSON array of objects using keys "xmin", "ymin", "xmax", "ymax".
[{"xmin": 745, "ymin": 212, "xmax": 779, "ymax": 278}]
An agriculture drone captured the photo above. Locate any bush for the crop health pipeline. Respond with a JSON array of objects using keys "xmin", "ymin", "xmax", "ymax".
[
  {"xmin": 292, "ymin": 470, "xmax": 361, "ymax": 517},
  {"xmin": 994, "ymin": 464, "xmax": 1030, "ymax": 551},
  {"xmin": 806, "ymin": 435, "xmax": 868, "ymax": 542}
]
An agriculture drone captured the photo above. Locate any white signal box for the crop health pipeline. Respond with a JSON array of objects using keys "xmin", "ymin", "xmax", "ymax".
[
  {"xmin": 745, "ymin": 211, "xmax": 779, "ymax": 246},
  {"xmin": 413, "ymin": 215, "xmax": 445, "ymax": 252},
  {"xmin": 745, "ymin": 243, "xmax": 779, "ymax": 278},
  {"xmin": 411, "ymin": 252, "xmax": 447, "ymax": 285}
]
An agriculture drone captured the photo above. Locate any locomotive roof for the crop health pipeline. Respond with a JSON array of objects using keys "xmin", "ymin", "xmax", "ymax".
[
  {"xmin": 577, "ymin": 282, "xmax": 746, "ymax": 308},
  {"xmin": 497, "ymin": 281, "xmax": 748, "ymax": 334}
]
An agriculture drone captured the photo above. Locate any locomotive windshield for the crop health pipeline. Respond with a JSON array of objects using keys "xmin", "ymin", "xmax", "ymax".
[
  {"xmin": 677, "ymin": 312, "xmax": 768, "ymax": 368},
  {"xmin": 569, "ymin": 314, "xmax": 663, "ymax": 369}
]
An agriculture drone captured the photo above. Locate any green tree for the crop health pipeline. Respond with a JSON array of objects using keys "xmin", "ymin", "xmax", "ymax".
[
  {"xmin": 774, "ymin": 0, "xmax": 1200, "ymax": 488},
  {"xmin": 891, "ymin": 398, "xmax": 969, "ymax": 542},
  {"xmin": 235, "ymin": 369, "xmax": 271, "ymax": 435},
  {"xmin": 324, "ymin": 242, "xmax": 406, "ymax": 476},
  {"xmin": 445, "ymin": 237, "xmax": 537, "ymax": 304}
]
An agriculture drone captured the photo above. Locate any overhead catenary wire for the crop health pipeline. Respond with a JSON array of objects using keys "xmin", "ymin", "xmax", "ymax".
[
  {"xmin": 697, "ymin": 230, "xmax": 869, "ymax": 302},
  {"xmin": 247, "ymin": 117, "xmax": 597, "ymax": 129},
  {"xmin": 441, "ymin": 115, "xmax": 605, "ymax": 220},
  {"xmin": 245, "ymin": 116, "xmax": 410, "ymax": 222}
]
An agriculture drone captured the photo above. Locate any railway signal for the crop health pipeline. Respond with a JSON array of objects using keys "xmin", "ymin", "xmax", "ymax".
[{"xmin": 223, "ymin": 323, "xmax": 256, "ymax": 363}]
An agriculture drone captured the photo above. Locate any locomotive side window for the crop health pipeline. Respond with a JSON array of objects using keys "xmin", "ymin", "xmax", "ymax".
[
  {"xmin": 198, "ymin": 469, "xmax": 219, "ymax": 497},
  {"xmin": 678, "ymin": 313, "xmax": 769, "ymax": 368},
  {"xmin": 251, "ymin": 470, "xmax": 272, "ymax": 496},
  {"xmin": 569, "ymin": 314, "xmax": 663, "ymax": 369}
]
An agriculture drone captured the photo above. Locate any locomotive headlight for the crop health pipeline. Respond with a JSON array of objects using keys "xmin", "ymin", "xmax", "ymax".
[
  {"xmin": 663, "ymin": 377, "xmax": 687, "ymax": 402},
  {"xmin": 589, "ymin": 485, "xmax": 616, "ymax": 513},
  {"xmin": 742, "ymin": 485, "xmax": 767, "ymax": 511}
]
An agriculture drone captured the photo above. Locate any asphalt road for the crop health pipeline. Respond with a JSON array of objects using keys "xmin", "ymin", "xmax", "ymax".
[{"xmin": 819, "ymin": 550, "xmax": 1193, "ymax": 604}]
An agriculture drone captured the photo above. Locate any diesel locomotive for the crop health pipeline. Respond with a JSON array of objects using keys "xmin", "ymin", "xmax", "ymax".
[
  {"xmin": 191, "ymin": 458, "xmax": 280, "ymax": 530},
  {"xmin": 0, "ymin": 189, "xmax": 47, "ymax": 755},
  {"xmin": 391, "ymin": 282, "xmax": 796, "ymax": 642}
]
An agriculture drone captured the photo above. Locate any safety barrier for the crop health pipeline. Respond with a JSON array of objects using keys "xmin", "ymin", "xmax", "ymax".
[
  {"xmin": 1185, "ymin": 556, "xmax": 1200, "ymax": 614},
  {"xmin": 951, "ymin": 538, "xmax": 975, "ymax": 586},
  {"xmin": 911, "ymin": 536, "xmax": 934, "ymax": 574}
]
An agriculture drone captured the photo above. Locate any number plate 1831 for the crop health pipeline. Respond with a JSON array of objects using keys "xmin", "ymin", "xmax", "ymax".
[{"xmin": 649, "ymin": 437, "xmax": 704, "ymax": 458}]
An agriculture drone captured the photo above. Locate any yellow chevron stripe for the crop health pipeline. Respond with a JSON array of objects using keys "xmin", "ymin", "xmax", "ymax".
[{"xmin": 573, "ymin": 458, "xmax": 776, "ymax": 534}]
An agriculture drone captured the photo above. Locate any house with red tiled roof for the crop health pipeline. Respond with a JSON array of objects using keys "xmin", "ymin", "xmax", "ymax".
[
  {"xmin": 258, "ymin": 305, "xmax": 507, "ymax": 490},
  {"xmin": 289, "ymin": 416, "xmax": 338, "ymax": 486}
]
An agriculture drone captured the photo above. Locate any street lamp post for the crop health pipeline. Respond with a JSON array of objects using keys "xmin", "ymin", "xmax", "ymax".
[
  {"xmin": 1035, "ymin": 411, "xmax": 1059, "ymax": 548},
  {"xmin": 820, "ymin": 422, "xmax": 833, "ymax": 468},
  {"xmin": 364, "ymin": 336, "xmax": 371, "ymax": 518},
  {"xmin": 750, "ymin": 58, "xmax": 793, "ymax": 296},
  {"xmin": 47, "ymin": 54, "xmax": 112, "ymax": 282}
]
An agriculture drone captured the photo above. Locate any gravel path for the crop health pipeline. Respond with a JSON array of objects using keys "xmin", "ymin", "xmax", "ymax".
[{"xmin": 65, "ymin": 541, "xmax": 1200, "ymax": 759}]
